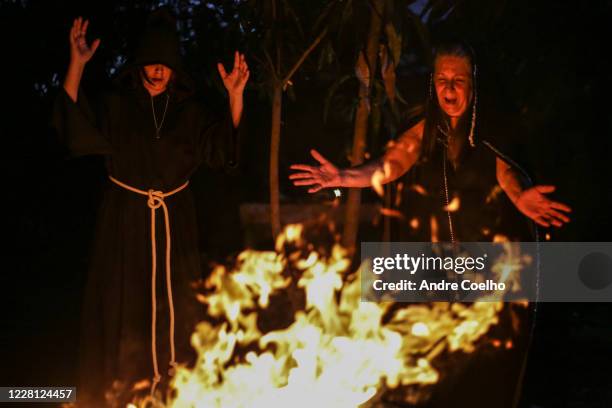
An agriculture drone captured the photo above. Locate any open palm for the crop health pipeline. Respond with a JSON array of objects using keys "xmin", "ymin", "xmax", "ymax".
[
  {"xmin": 289, "ymin": 150, "xmax": 341, "ymax": 193},
  {"xmin": 515, "ymin": 185, "xmax": 571, "ymax": 227},
  {"xmin": 217, "ymin": 51, "xmax": 250, "ymax": 96},
  {"xmin": 69, "ymin": 17, "xmax": 100, "ymax": 65}
]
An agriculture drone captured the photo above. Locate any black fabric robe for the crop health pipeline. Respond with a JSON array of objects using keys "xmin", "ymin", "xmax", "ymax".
[{"xmin": 52, "ymin": 84, "xmax": 239, "ymax": 406}]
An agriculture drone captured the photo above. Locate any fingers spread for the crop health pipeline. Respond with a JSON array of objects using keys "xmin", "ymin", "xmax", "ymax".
[
  {"xmin": 289, "ymin": 172, "xmax": 314, "ymax": 180},
  {"xmin": 534, "ymin": 216, "xmax": 550, "ymax": 228},
  {"xmin": 542, "ymin": 214, "xmax": 560, "ymax": 227},
  {"xmin": 289, "ymin": 164, "xmax": 314, "ymax": 172},
  {"xmin": 293, "ymin": 179, "xmax": 318, "ymax": 186},
  {"xmin": 71, "ymin": 17, "xmax": 81, "ymax": 41},
  {"xmin": 233, "ymin": 50, "xmax": 239, "ymax": 71},
  {"xmin": 548, "ymin": 209, "xmax": 570, "ymax": 223},
  {"xmin": 550, "ymin": 200, "xmax": 572, "ymax": 212},
  {"xmin": 535, "ymin": 185, "xmax": 556, "ymax": 194},
  {"xmin": 310, "ymin": 149, "xmax": 329, "ymax": 165},
  {"xmin": 308, "ymin": 185, "xmax": 323, "ymax": 193},
  {"xmin": 217, "ymin": 62, "xmax": 227, "ymax": 78},
  {"xmin": 91, "ymin": 38, "xmax": 101, "ymax": 53},
  {"xmin": 82, "ymin": 19, "xmax": 89, "ymax": 34}
]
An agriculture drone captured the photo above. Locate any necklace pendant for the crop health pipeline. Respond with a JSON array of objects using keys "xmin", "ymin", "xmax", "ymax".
[{"xmin": 151, "ymin": 93, "xmax": 169, "ymax": 141}]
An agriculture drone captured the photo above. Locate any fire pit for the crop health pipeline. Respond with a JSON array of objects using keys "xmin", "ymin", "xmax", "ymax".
[{"xmin": 109, "ymin": 224, "xmax": 532, "ymax": 408}]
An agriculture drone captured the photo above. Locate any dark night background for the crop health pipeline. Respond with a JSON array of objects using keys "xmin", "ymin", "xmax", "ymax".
[{"xmin": 2, "ymin": 0, "xmax": 612, "ymax": 407}]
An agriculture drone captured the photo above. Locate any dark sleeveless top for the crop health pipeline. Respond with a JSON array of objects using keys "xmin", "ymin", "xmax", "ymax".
[{"xmin": 394, "ymin": 131, "xmax": 531, "ymax": 242}]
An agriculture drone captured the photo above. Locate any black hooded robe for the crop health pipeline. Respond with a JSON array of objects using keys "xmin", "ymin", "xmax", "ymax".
[{"xmin": 52, "ymin": 82, "xmax": 240, "ymax": 406}]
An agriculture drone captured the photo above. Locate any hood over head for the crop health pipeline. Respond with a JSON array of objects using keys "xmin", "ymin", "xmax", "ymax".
[{"xmin": 114, "ymin": 8, "xmax": 195, "ymax": 99}]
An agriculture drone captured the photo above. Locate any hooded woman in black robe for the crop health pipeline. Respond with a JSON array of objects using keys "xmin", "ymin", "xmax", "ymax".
[{"xmin": 52, "ymin": 10, "xmax": 249, "ymax": 406}]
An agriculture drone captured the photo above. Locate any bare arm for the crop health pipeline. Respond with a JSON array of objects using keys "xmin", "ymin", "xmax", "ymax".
[
  {"xmin": 64, "ymin": 61, "xmax": 85, "ymax": 103},
  {"xmin": 340, "ymin": 119, "xmax": 424, "ymax": 187},
  {"xmin": 290, "ymin": 120, "xmax": 423, "ymax": 192},
  {"xmin": 496, "ymin": 157, "xmax": 572, "ymax": 227},
  {"xmin": 217, "ymin": 51, "xmax": 250, "ymax": 128},
  {"xmin": 337, "ymin": 158, "xmax": 387, "ymax": 188},
  {"xmin": 63, "ymin": 17, "xmax": 100, "ymax": 102}
]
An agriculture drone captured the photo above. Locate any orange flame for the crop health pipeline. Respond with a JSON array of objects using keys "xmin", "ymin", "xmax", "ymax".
[{"xmin": 121, "ymin": 225, "xmax": 526, "ymax": 408}]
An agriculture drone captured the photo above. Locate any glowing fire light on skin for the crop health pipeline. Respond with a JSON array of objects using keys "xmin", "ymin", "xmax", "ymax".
[{"xmin": 123, "ymin": 224, "xmax": 525, "ymax": 408}]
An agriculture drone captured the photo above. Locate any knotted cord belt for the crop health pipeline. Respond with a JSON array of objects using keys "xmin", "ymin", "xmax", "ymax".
[{"xmin": 109, "ymin": 175, "xmax": 189, "ymax": 397}]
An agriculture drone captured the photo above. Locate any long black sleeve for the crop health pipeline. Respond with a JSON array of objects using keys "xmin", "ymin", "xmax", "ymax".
[
  {"xmin": 197, "ymin": 105, "xmax": 242, "ymax": 171},
  {"xmin": 51, "ymin": 87, "xmax": 114, "ymax": 158}
]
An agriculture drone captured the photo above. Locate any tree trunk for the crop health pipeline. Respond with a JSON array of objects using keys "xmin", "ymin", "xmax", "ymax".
[
  {"xmin": 341, "ymin": 0, "xmax": 385, "ymax": 252},
  {"xmin": 267, "ymin": 26, "xmax": 327, "ymax": 241},
  {"xmin": 269, "ymin": 84, "xmax": 283, "ymax": 239}
]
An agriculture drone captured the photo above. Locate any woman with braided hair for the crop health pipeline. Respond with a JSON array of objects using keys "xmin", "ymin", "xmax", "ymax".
[
  {"xmin": 52, "ymin": 10, "xmax": 249, "ymax": 406},
  {"xmin": 291, "ymin": 39, "xmax": 572, "ymax": 407},
  {"xmin": 290, "ymin": 40, "xmax": 571, "ymax": 242}
]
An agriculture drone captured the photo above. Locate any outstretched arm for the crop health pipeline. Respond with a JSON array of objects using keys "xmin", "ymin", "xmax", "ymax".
[
  {"xmin": 496, "ymin": 158, "xmax": 572, "ymax": 227},
  {"xmin": 290, "ymin": 120, "xmax": 423, "ymax": 192},
  {"xmin": 63, "ymin": 17, "xmax": 100, "ymax": 102}
]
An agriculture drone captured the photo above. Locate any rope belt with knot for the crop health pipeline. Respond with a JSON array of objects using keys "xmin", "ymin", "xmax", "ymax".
[{"xmin": 109, "ymin": 175, "xmax": 189, "ymax": 397}]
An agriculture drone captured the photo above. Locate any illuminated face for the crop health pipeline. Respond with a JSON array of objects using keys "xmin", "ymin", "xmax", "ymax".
[
  {"xmin": 433, "ymin": 55, "xmax": 473, "ymax": 119},
  {"xmin": 141, "ymin": 64, "xmax": 173, "ymax": 94}
]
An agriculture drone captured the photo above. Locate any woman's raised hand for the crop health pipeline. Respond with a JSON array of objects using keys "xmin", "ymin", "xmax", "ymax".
[
  {"xmin": 217, "ymin": 51, "xmax": 250, "ymax": 97},
  {"xmin": 69, "ymin": 17, "xmax": 100, "ymax": 66},
  {"xmin": 515, "ymin": 185, "xmax": 572, "ymax": 228},
  {"xmin": 289, "ymin": 149, "xmax": 342, "ymax": 193}
]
